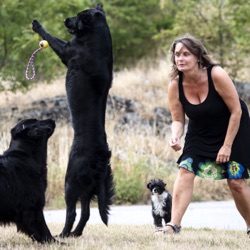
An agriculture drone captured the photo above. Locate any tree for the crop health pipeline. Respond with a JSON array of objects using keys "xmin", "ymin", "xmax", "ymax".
[
  {"xmin": 157, "ymin": 0, "xmax": 250, "ymax": 79},
  {"xmin": 103, "ymin": 0, "xmax": 173, "ymax": 68},
  {"xmin": 158, "ymin": 0, "xmax": 250, "ymax": 80},
  {"xmin": 0, "ymin": 0, "xmax": 104, "ymax": 91},
  {"xmin": 226, "ymin": 0, "xmax": 250, "ymax": 79},
  {"xmin": 0, "ymin": 0, "xmax": 171, "ymax": 91},
  {"xmin": 2, "ymin": 0, "xmax": 248, "ymax": 91}
]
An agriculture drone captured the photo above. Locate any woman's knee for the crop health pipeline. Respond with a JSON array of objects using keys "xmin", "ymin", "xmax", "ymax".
[
  {"xmin": 179, "ymin": 167, "xmax": 195, "ymax": 176},
  {"xmin": 176, "ymin": 168, "xmax": 195, "ymax": 182},
  {"xmin": 173, "ymin": 168, "xmax": 195, "ymax": 195},
  {"xmin": 227, "ymin": 179, "xmax": 246, "ymax": 193}
]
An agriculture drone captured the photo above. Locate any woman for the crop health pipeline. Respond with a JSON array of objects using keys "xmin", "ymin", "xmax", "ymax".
[{"xmin": 157, "ymin": 34, "xmax": 250, "ymax": 236}]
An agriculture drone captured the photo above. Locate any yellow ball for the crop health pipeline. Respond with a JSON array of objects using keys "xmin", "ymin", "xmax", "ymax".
[{"xmin": 39, "ymin": 40, "xmax": 49, "ymax": 49}]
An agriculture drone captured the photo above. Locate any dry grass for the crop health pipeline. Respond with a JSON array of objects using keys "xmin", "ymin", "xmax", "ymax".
[
  {"xmin": 0, "ymin": 59, "xmax": 248, "ymax": 249},
  {"xmin": 0, "ymin": 224, "xmax": 247, "ymax": 250},
  {"xmin": 0, "ymin": 59, "xmax": 236, "ymax": 207},
  {"xmin": 0, "ymin": 76, "xmax": 66, "ymax": 108},
  {"xmin": 111, "ymin": 60, "xmax": 170, "ymax": 111}
]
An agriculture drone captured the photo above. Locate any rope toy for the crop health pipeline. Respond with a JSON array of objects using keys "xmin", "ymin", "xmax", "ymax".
[{"xmin": 25, "ymin": 40, "xmax": 49, "ymax": 80}]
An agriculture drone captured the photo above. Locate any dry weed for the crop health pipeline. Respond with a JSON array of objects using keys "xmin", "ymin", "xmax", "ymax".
[{"xmin": 0, "ymin": 224, "xmax": 247, "ymax": 250}]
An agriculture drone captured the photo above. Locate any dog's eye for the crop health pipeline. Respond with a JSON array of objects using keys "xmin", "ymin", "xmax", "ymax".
[{"xmin": 27, "ymin": 127, "xmax": 41, "ymax": 138}]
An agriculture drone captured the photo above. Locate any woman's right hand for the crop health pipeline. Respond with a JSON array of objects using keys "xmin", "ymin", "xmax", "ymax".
[{"xmin": 170, "ymin": 137, "xmax": 182, "ymax": 151}]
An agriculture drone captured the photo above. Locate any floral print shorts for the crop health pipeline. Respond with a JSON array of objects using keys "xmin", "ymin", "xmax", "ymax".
[{"xmin": 178, "ymin": 156, "xmax": 250, "ymax": 180}]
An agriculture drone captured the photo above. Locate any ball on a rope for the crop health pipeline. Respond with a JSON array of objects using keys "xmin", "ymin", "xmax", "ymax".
[
  {"xmin": 39, "ymin": 40, "xmax": 49, "ymax": 49},
  {"xmin": 26, "ymin": 40, "xmax": 49, "ymax": 80}
]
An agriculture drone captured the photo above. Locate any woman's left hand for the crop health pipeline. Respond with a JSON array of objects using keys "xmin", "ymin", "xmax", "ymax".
[{"xmin": 216, "ymin": 145, "xmax": 231, "ymax": 164}]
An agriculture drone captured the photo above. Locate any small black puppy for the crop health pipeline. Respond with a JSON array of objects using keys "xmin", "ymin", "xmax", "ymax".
[
  {"xmin": 0, "ymin": 119, "xmax": 56, "ymax": 243},
  {"xmin": 147, "ymin": 179, "xmax": 172, "ymax": 228},
  {"xmin": 32, "ymin": 3, "xmax": 114, "ymax": 238}
]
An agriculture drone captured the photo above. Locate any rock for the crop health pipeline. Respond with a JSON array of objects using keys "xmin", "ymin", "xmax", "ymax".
[
  {"xmin": 2, "ymin": 81, "xmax": 248, "ymax": 137},
  {"xmin": 234, "ymin": 81, "xmax": 250, "ymax": 104},
  {"xmin": 0, "ymin": 94, "xmax": 172, "ymax": 137}
]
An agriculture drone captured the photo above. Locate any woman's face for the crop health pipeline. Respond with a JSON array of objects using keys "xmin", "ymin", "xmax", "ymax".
[{"xmin": 174, "ymin": 42, "xmax": 198, "ymax": 73}]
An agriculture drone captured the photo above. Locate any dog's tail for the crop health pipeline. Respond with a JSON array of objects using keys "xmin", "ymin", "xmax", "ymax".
[{"xmin": 97, "ymin": 165, "xmax": 115, "ymax": 225}]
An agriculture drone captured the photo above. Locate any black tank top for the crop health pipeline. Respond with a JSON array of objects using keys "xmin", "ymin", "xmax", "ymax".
[{"xmin": 178, "ymin": 66, "xmax": 250, "ymax": 168}]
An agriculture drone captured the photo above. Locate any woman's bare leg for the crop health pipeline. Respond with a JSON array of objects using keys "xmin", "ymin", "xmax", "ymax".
[
  {"xmin": 227, "ymin": 179, "xmax": 250, "ymax": 229},
  {"xmin": 160, "ymin": 168, "xmax": 195, "ymax": 233}
]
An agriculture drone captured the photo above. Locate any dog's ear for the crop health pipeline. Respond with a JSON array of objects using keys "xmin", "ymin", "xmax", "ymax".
[
  {"xmin": 96, "ymin": 3, "xmax": 104, "ymax": 13},
  {"xmin": 11, "ymin": 125, "xmax": 25, "ymax": 138},
  {"xmin": 158, "ymin": 179, "xmax": 166, "ymax": 188},
  {"xmin": 147, "ymin": 182, "xmax": 152, "ymax": 190},
  {"xmin": 11, "ymin": 119, "xmax": 37, "ymax": 138}
]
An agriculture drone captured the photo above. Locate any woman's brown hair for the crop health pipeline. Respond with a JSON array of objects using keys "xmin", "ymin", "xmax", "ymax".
[{"xmin": 169, "ymin": 34, "xmax": 218, "ymax": 79}]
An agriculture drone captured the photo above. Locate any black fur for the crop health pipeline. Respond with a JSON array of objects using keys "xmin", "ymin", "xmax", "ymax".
[
  {"xmin": 147, "ymin": 179, "xmax": 172, "ymax": 228},
  {"xmin": 0, "ymin": 119, "xmax": 56, "ymax": 243},
  {"xmin": 32, "ymin": 3, "xmax": 114, "ymax": 237}
]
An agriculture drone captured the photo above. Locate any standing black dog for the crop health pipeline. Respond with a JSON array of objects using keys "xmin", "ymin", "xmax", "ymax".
[
  {"xmin": 147, "ymin": 179, "xmax": 172, "ymax": 228},
  {"xmin": 0, "ymin": 119, "xmax": 56, "ymax": 243},
  {"xmin": 32, "ymin": 3, "xmax": 114, "ymax": 237}
]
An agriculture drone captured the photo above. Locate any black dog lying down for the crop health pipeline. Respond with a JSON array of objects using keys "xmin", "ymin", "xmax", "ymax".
[
  {"xmin": 147, "ymin": 179, "xmax": 172, "ymax": 228},
  {"xmin": 0, "ymin": 119, "xmax": 56, "ymax": 243},
  {"xmin": 32, "ymin": 3, "xmax": 114, "ymax": 237}
]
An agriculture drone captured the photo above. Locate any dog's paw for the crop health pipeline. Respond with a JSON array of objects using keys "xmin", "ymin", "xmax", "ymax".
[{"xmin": 32, "ymin": 19, "xmax": 42, "ymax": 32}]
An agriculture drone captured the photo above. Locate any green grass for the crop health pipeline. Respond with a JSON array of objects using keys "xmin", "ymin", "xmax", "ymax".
[{"xmin": 0, "ymin": 224, "xmax": 247, "ymax": 250}]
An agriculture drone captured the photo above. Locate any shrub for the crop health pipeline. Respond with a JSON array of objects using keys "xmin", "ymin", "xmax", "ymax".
[{"xmin": 113, "ymin": 152, "xmax": 177, "ymax": 205}]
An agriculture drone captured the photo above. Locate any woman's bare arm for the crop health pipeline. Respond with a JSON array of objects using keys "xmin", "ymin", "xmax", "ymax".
[
  {"xmin": 167, "ymin": 79, "xmax": 185, "ymax": 151},
  {"xmin": 212, "ymin": 66, "xmax": 242, "ymax": 163}
]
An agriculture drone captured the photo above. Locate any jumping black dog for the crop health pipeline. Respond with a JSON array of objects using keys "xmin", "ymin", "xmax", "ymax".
[
  {"xmin": 0, "ymin": 119, "xmax": 56, "ymax": 243},
  {"xmin": 32, "ymin": 3, "xmax": 114, "ymax": 237}
]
